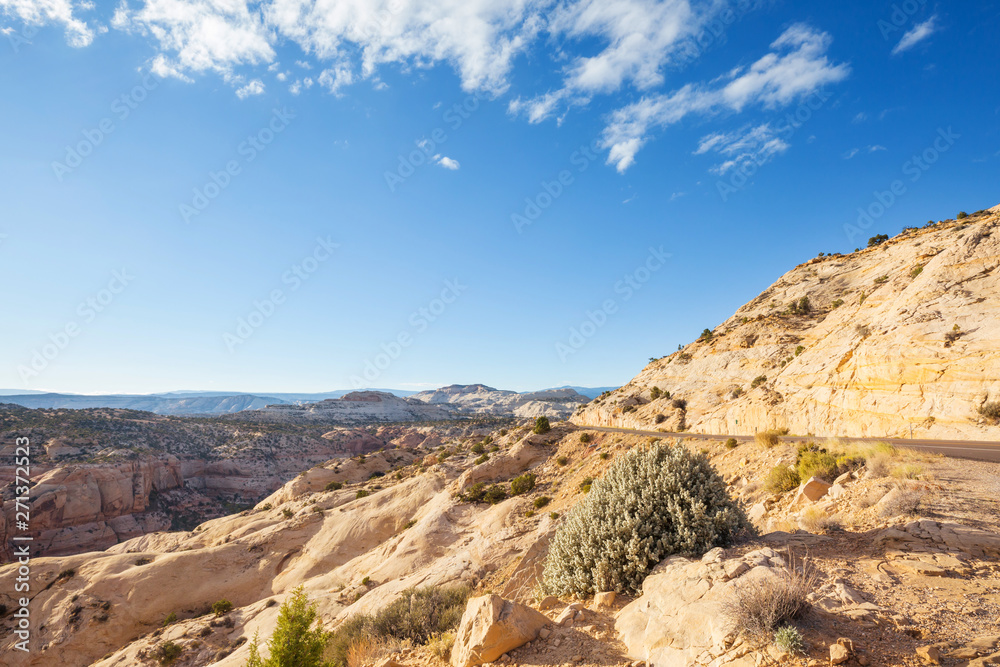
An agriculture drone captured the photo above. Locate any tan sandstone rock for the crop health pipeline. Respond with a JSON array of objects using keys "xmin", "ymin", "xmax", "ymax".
[{"xmin": 451, "ymin": 595, "xmax": 550, "ymax": 667}]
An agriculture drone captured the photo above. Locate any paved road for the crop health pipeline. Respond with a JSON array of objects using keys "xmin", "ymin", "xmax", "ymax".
[{"xmin": 581, "ymin": 426, "xmax": 1000, "ymax": 463}]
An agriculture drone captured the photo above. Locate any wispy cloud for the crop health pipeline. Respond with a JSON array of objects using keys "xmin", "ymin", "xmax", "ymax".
[
  {"xmin": 892, "ymin": 15, "xmax": 939, "ymax": 55},
  {"xmin": 434, "ymin": 155, "xmax": 460, "ymax": 170},
  {"xmin": 868, "ymin": 144, "xmax": 886, "ymax": 152},
  {"xmin": 235, "ymin": 79, "xmax": 265, "ymax": 99},
  {"xmin": 696, "ymin": 123, "xmax": 790, "ymax": 174},
  {"xmin": 842, "ymin": 147, "xmax": 859, "ymax": 159},
  {"xmin": 602, "ymin": 24, "xmax": 849, "ymax": 172}
]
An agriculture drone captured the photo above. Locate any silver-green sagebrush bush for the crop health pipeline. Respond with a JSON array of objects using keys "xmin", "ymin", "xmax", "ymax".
[{"xmin": 541, "ymin": 444, "xmax": 749, "ymax": 596}]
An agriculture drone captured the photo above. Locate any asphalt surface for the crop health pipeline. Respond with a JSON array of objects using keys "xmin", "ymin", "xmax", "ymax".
[{"xmin": 582, "ymin": 426, "xmax": 1000, "ymax": 463}]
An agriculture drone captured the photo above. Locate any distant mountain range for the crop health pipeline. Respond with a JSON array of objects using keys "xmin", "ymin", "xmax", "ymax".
[{"xmin": 0, "ymin": 384, "xmax": 617, "ymax": 416}]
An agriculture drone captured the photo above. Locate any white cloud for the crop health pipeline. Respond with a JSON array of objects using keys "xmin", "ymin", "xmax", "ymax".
[
  {"xmin": 116, "ymin": 0, "xmax": 274, "ymax": 79},
  {"xmin": 318, "ymin": 62, "xmax": 354, "ymax": 95},
  {"xmin": 235, "ymin": 78, "xmax": 265, "ymax": 98},
  {"xmin": 852, "ymin": 112, "xmax": 867, "ymax": 123},
  {"xmin": 670, "ymin": 191, "xmax": 685, "ymax": 200},
  {"xmin": 868, "ymin": 144, "xmax": 886, "ymax": 152},
  {"xmin": 695, "ymin": 123, "xmax": 790, "ymax": 174},
  {"xmin": 842, "ymin": 147, "xmax": 859, "ymax": 160},
  {"xmin": 510, "ymin": 0, "xmax": 714, "ymax": 123},
  {"xmin": 0, "ymin": 0, "xmax": 95, "ymax": 46},
  {"xmin": 601, "ymin": 24, "xmax": 849, "ymax": 171},
  {"xmin": 435, "ymin": 155, "xmax": 460, "ymax": 170},
  {"xmin": 276, "ymin": 71, "xmax": 286, "ymax": 81},
  {"xmin": 892, "ymin": 15, "xmax": 938, "ymax": 55}
]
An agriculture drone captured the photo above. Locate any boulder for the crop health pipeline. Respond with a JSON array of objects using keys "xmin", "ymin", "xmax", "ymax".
[
  {"xmin": 793, "ymin": 477, "xmax": 832, "ymax": 505},
  {"xmin": 594, "ymin": 591, "xmax": 616, "ymax": 608},
  {"xmin": 748, "ymin": 501, "xmax": 769, "ymax": 525},
  {"xmin": 451, "ymin": 595, "xmax": 549, "ymax": 667},
  {"xmin": 830, "ymin": 643, "xmax": 850, "ymax": 665},
  {"xmin": 916, "ymin": 645, "xmax": 941, "ymax": 665}
]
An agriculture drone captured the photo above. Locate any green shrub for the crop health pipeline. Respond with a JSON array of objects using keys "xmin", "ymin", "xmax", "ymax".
[
  {"xmin": 957, "ymin": 211, "xmax": 968, "ymax": 219},
  {"xmin": 324, "ymin": 481, "xmax": 343, "ymax": 492},
  {"xmin": 533, "ymin": 496, "xmax": 551, "ymax": 509},
  {"xmin": 482, "ymin": 484, "xmax": 508, "ymax": 505},
  {"xmin": 155, "ymin": 640, "xmax": 183, "ymax": 665},
  {"xmin": 750, "ymin": 375, "xmax": 767, "ymax": 390},
  {"xmin": 725, "ymin": 438, "xmax": 738, "ymax": 449},
  {"xmin": 162, "ymin": 612, "xmax": 178, "ymax": 627},
  {"xmin": 282, "ymin": 508, "xmax": 294, "ymax": 519},
  {"xmin": 978, "ymin": 402, "xmax": 1000, "ymax": 422},
  {"xmin": 541, "ymin": 444, "xmax": 748, "ymax": 596},
  {"xmin": 796, "ymin": 447, "xmax": 839, "ymax": 481},
  {"xmin": 361, "ymin": 576, "xmax": 371, "ymax": 586},
  {"xmin": 794, "ymin": 345, "xmax": 804, "ymax": 356},
  {"xmin": 874, "ymin": 275, "xmax": 889, "ymax": 285},
  {"xmin": 510, "ymin": 473, "xmax": 536, "ymax": 496},
  {"xmin": 831, "ymin": 299, "xmax": 844, "ymax": 308},
  {"xmin": 579, "ymin": 432, "xmax": 592, "ymax": 444},
  {"xmin": 599, "ymin": 451, "xmax": 610, "ymax": 460},
  {"xmin": 649, "ymin": 387, "xmax": 661, "ymax": 400},
  {"xmin": 355, "ymin": 490, "xmax": 370, "ymax": 499},
  {"xmin": 533, "ymin": 416, "xmax": 551, "ymax": 435},
  {"xmin": 774, "ymin": 625, "xmax": 805, "ymax": 654},
  {"xmin": 789, "ymin": 296, "xmax": 811, "ymax": 315},
  {"xmin": 765, "ymin": 466, "xmax": 800, "ymax": 494},
  {"xmin": 460, "ymin": 482, "xmax": 486, "ymax": 503},
  {"xmin": 549, "ymin": 512, "xmax": 559, "ymax": 520},
  {"xmin": 212, "ymin": 600, "xmax": 233, "ymax": 616},
  {"xmin": 910, "ymin": 265, "xmax": 924, "ymax": 279},
  {"xmin": 867, "ymin": 234, "xmax": 889, "ymax": 247},
  {"xmin": 324, "ymin": 586, "xmax": 470, "ymax": 667},
  {"xmin": 474, "ymin": 454, "xmax": 488, "ymax": 465},
  {"xmin": 245, "ymin": 587, "xmax": 330, "ymax": 667},
  {"xmin": 578, "ymin": 477, "xmax": 594, "ymax": 494},
  {"xmin": 699, "ymin": 328, "xmax": 713, "ymax": 341},
  {"xmin": 556, "ymin": 456, "xmax": 569, "ymax": 466},
  {"xmin": 471, "ymin": 442, "xmax": 485, "ymax": 454}
]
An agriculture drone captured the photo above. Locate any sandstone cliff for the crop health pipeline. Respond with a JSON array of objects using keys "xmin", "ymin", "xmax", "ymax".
[
  {"xmin": 574, "ymin": 206, "xmax": 1000, "ymax": 439},
  {"xmin": 411, "ymin": 385, "xmax": 590, "ymax": 419}
]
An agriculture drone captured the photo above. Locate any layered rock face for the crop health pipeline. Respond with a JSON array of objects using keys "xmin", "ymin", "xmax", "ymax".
[
  {"xmin": 575, "ymin": 208, "xmax": 1000, "ymax": 440},
  {"xmin": 0, "ymin": 458, "xmax": 183, "ymax": 559},
  {"xmin": 228, "ymin": 391, "xmax": 454, "ymax": 423},
  {"xmin": 411, "ymin": 385, "xmax": 589, "ymax": 419}
]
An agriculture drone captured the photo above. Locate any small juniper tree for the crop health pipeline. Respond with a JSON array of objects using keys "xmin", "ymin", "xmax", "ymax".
[
  {"xmin": 541, "ymin": 444, "xmax": 748, "ymax": 596},
  {"xmin": 245, "ymin": 587, "xmax": 331, "ymax": 667},
  {"xmin": 533, "ymin": 416, "xmax": 551, "ymax": 434}
]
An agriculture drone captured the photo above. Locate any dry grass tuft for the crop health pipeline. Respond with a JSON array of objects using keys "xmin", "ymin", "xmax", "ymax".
[
  {"xmin": 722, "ymin": 555, "xmax": 817, "ymax": 639},
  {"xmin": 426, "ymin": 632, "xmax": 455, "ymax": 660},
  {"xmin": 755, "ymin": 430, "xmax": 783, "ymax": 449},
  {"xmin": 798, "ymin": 506, "xmax": 839, "ymax": 533}
]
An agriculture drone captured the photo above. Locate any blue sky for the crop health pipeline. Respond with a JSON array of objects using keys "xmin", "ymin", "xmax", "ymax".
[{"xmin": 1, "ymin": 0, "xmax": 998, "ymax": 394}]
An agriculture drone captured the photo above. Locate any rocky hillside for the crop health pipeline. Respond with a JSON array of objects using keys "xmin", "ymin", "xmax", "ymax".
[
  {"xmin": 3, "ymin": 421, "xmax": 999, "ymax": 667},
  {"xmin": 574, "ymin": 205, "xmax": 1000, "ymax": 440},
  {"xmin": 224, "ymin": 391, "xmax": 455, "ymax": 424},
  {"xmin": 0, "ymin": 406, "xmax": 502, "ymax": 559},
  {"xmin": 411, "ymin": 385, "xmax": 590, "ymax": 419},
  {"xmin": 0, "ymin": 393, "xmax": 288, "ymax": 415}
]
